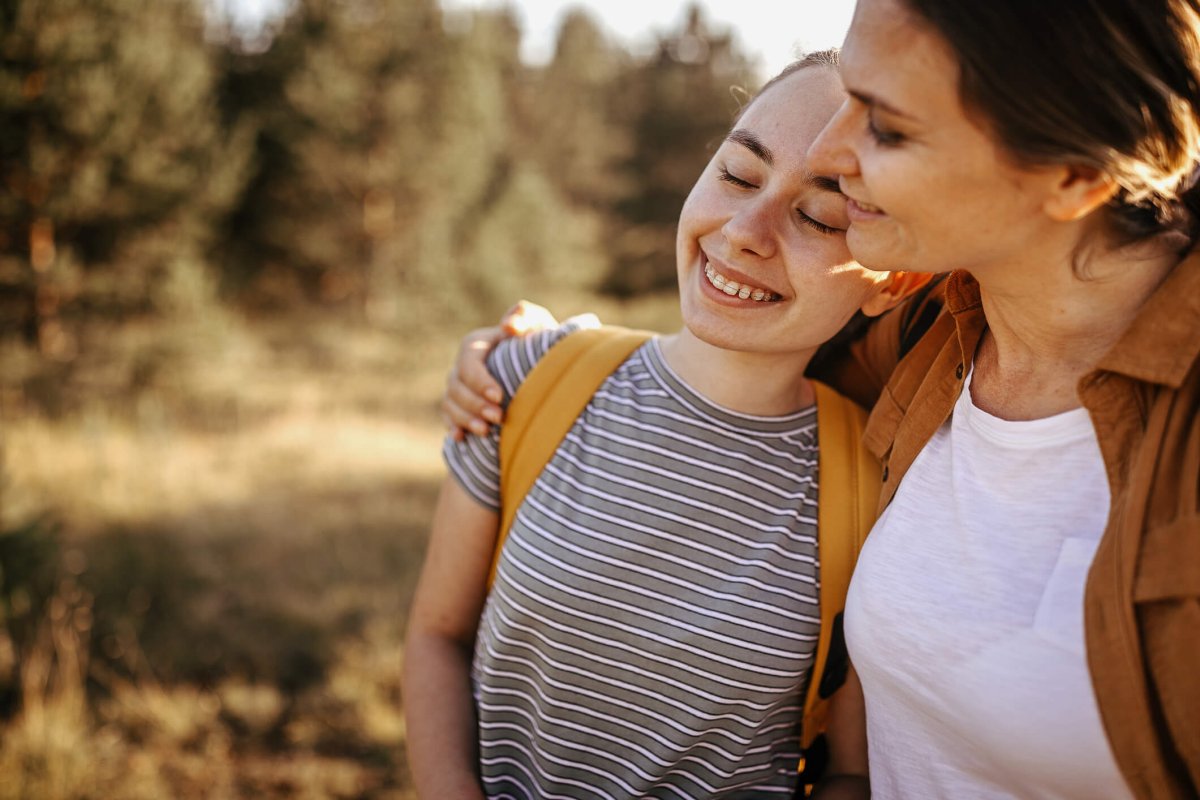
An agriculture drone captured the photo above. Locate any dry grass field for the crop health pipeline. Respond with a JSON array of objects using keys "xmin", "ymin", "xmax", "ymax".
[{"xmin": 0, "ymin": 293, "xmax": 679, "ymax": 799}]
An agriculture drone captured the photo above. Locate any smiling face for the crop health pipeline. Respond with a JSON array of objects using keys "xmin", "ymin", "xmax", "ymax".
[
  {"xmin": 806, "ymin": 0, "xmax": 1065, "ymax": 277},
  {"xmin": 676, "ymin": 65, "xmax": 899, "ymax": 358}
]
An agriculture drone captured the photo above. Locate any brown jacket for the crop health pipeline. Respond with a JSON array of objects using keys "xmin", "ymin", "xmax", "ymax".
[{"xmin": 815, "ymin": 260, "xmax": 1200, "ymax": 799}]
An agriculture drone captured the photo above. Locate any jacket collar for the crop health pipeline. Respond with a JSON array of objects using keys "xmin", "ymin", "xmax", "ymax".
[
  {"xmin": 1097, "ymin": 248, "xmax": 1200, "ymax": 388},
  {"xmin": 943, "ymin": 270, "xmax": 984, "ymax": 317}
]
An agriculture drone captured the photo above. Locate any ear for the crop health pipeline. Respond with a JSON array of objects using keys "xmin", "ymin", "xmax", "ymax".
[
  {"xmin": 861, "ymin": 271, "xmax": 935, "ymax": 317},
  {"xmin": 1042, "ymin": 164, "xmax": 1119, "ymax": 222}
]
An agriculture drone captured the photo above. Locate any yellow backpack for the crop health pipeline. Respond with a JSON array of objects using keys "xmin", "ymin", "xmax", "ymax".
[{"xmin": 490, "ymin": 325, "xmax": 879, "ymax": 777}]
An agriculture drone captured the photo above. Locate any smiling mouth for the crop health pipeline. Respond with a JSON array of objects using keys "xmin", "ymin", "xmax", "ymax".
[
  {"xmin": 704, "ymin": 262, "xmax": 780, "ymax": 301},
  {"xmin": 848, "ymin": 198, "xmax": 883, "ymax": 214}
]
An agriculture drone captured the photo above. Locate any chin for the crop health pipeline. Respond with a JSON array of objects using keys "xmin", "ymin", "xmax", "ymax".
[
  {"xmin": 683, "ymin": 311, "xmax": 768, "ymax": 354},
  {"xmin": 847, "ymin": 229, "xmax": 902, "ymax": 273},
  {"xmin": 680, "ymin": 308, "xmax": 733, "ymax": 347}
]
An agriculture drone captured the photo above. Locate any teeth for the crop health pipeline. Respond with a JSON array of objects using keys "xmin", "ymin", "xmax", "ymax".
[
  {"xmin": 854, "ymin": 199, "xmax": 882, "ymax": 213},
  {"xmin": 704, "ymin": 263, "xmax": 778, "ymax": 302}
]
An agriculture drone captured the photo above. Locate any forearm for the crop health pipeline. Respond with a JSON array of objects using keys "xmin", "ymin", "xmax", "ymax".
[
  {"xmin": 403, "ymin": 633, "xmax": 487, "ymax": 800},
  {"xmin": 807, "ymin": 275, "xmax": 948, "ymax": 410},
  {"xmin": 404, "ymin": 477, "xmax": 500, "ymax": 798},
  {"xmin": 811, "ymin": 664, "xmax": 870, "ymax": 800},
  {"xmin": 807, "ymin": 308, "xmax": 903, "ymax": 410},
  {"xmin": 810, "ymin": 774, "xmax": 870, "ymax": 800}
]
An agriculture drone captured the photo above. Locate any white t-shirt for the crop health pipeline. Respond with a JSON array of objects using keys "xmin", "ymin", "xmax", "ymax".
[{"xmin": 846, "ymin": 368, "xmax": 1134, "ymax": 799}]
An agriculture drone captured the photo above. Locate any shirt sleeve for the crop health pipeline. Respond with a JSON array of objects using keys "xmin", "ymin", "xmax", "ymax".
[{"xmin": 443, "ymin": 314, "xmax": 601, "ymax": 511}]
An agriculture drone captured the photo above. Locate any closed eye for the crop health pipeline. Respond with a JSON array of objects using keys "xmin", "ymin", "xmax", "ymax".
[
  {"xmin": 798, "ymin": 209, "xmax": 843, "ymax": 235},
  {"xmin": 718, "ymin": 167, "xmax": 757, "ymax": 189},
  {"xmin": 867, "ymin": 113, "xmax": 905, "ymax": 146}
]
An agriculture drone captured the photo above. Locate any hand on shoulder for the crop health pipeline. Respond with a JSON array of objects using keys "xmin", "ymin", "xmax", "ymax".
[{"xmin": 440, "ymin": 300, "xmax": 560, "ymax": 439}]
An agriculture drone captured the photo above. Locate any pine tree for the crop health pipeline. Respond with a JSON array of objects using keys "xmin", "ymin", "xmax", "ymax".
[
  {"xmin": 218, "ymin": 0, "xmax": 446, "ymax": 319},
  {"xmin": 603, "ymin": 4, "xmax": 757, "ymax": 296},
  {"xmin": 409, "ymin": 7, "xmax": 610, "ymax": 323},
  {"xmin": 223, "ymin": 1, "xmax": 611, "ymax": 328},
  {"xmin": 528, "ymin": 9, "xmax": 631, "ymax": 209},
  {"xmin": 0, "ymin": 0, "xmax": 251, "ymax": 356}
]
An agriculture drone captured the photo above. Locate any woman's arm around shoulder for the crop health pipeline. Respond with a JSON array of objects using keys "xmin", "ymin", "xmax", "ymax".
[
  {"xmin": 810, "ymin": 664, "xmax": 870, "ymax": 800},
  {"xmin": 808, "ymin": 274, "xmax": 948, "ymax": 410},
  {"xmin": 403, "ymin": 478, "xmax": 500, "ymax": 799},
  {"xmin": 441, "ymin": 302, "xmax": 560, "ymax": 438}
]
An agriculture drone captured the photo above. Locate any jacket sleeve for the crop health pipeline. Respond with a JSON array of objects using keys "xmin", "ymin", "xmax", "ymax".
[{"xmin": 807, "ymin": 275, "xmax": 948, "ymax": 410}]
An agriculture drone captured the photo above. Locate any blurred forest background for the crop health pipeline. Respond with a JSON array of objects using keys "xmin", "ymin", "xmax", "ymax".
[{"xmin": 0, "ymin": 0, "xmax": 767, "ymax": 795}]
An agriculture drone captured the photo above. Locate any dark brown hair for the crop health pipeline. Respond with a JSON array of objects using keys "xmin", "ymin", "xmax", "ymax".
[{"xmin": 902, "ymin": 0, "xmax": 1200, "ymax": 245}]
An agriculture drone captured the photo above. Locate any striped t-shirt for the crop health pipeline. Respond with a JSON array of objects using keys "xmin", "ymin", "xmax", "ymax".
[{"xmin": 444, "ymin": 317, "xmax": 822, "ymax": 799}]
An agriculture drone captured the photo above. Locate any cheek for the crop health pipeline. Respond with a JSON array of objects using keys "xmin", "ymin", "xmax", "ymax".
[
  {"xmin": 681, "ymin": 186, "xmax": 723, "ymax": 229},
  {"xmin": 859, "ymin": 150, "xmax": 903, "ymax": 198},
  {"xmin": 810, "ymin": 273, "xmax": 878, "ymax": 329},
  {"xmin": 783, "ymin": 235, "xmax": 873, "ymax": 299},
  {"xmin": 676, "ymin": 193, "xmax": 701, "ymax": 248},
  {"xmin": 858, "ymin": 141, "xmax": 931, "ymax": 202},
  {"xmin": 687, "ymin": 165, "xmax": 742, "ymax": 222},
  {"xmin": 788, "ymin": 230, "xmax": 855, "ymax": 273}
]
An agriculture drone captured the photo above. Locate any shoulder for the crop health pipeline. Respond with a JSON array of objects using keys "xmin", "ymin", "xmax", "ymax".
[{"xmin": 488, "ymin": 314, "xmax": 602, "ymax": 405}]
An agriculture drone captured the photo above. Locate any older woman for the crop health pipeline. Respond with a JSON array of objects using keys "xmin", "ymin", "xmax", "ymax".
[
  {"xmin": 805, "ymin": 0, "xmax": 1199, "ymax": 797},
  {"xmin": 443, "ymin": 0, "xmax": 1200, "ymax": 797}
]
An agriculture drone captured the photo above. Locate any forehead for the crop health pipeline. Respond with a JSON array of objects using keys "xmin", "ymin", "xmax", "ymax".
[
  {"xmin": 840, "ymin": 0, "xmax": 962, "ymax": 117},
  {"xmin": 735, "ymin": 68, "xmax": 844, "ymax": 155}
]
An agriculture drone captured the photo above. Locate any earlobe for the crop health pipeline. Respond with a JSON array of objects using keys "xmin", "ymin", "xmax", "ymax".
[
  {"xmin": 860, "ymin": 270, "xmax": 935, "ymax": 317},
  {"xmin": 1043, "ymin": 166, "xmax": 1119, "ymax": 222}
]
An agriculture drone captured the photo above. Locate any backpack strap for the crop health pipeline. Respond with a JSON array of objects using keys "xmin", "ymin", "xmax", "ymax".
[
  {"xmin": 490, "ymin": 326, "xmax": 653, "ymax": 588},
  {"xmin": 800, "ymin": 381, "xmax": 880, "ymax": 751}
]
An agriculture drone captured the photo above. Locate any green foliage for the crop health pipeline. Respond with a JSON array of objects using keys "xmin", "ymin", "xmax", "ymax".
[
  {"xmin": 0, "ymin": 0, "xmax": 252, "ymax": 357},
  {"xmin": 219, "ymin": 1, "xmax": 621, "ymax": 328},
  {"xmin": 81, "ymin": 528, "xmax": 334, "ymax": 693},
  {"xmin": 0, "ymin": 6, "xmax": 767, "ymax": 789},
  {"xmin": 604, "ymin": 4, "xmax": 758, "ymax": 296},
  {"xmin": 1, "ymin": 0, "xmax": 763, "ymax": 351},
  {"xmin": 218, "ymin": 0, "xmax": 446, "ymax": 319},
  {"xmin": 527, "ymin": 9, "xmax": 632, "ymax": 209}
]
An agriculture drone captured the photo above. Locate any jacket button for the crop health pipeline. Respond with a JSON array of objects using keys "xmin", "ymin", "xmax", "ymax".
[{"xmin": 955, "ymin": 363, "xmax": 964, "ymax": 379}]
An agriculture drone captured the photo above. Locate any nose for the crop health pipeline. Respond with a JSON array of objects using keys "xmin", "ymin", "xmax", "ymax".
[
  {"xmin": 722, "ymin": 194, "xmax": 778, "ymax": 258},
  {"xmin": 808, "ymin": 97, "xmax": 859, "ymax": 180}
]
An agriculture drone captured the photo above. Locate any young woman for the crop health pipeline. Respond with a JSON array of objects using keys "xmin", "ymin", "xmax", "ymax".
[
  {"xmin": 447, "ymin": 1, "xmax": 1200, "ymax": 796},
  {"xmin": 404, "ymin": 53, "xmax": 927, "ymax": 799}
]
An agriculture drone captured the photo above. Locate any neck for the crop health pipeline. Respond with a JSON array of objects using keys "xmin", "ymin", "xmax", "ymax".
[
  {"xmin": 970, "ymin": 236, "xmax": 1180, "ymax": 419},
  {"xmin": 658, "ymin": 329, "xmax": 815, "ymax": 416}
]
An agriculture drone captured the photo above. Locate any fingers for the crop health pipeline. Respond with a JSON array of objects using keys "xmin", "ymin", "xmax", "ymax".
[
  {"xmin": 441, "ymin": 305, "xmax": 557, "ymax": 441},
  {"xmin": 501, "ymin": 300, "xmax": 558, "ymax": 336},
  {"xmin": 441, "ymin": 327, "xmax": 507, "ymax": 438},
  {"xmin": 440, "ymin": 407, "xmax": 466, "ymax": 442},
  {"xmin": 459, "ymin": 329, "xmax": 505, "ymax": 406},
  {"xmin": 443, "ymin": 367, "xmax": 500, "ymax": 437}
]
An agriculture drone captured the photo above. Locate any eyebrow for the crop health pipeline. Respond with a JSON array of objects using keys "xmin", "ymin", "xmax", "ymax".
[
  {"xmin": 726, "ymin": 128, "xmax": 843, "ymax": 195},
  {"xmin": 847, "ymin": 89, "xmax": 917, "ymax": 121},
  {"xmin": 726, "ymin": 129, "xmax": 774, "ymax": 166},
  {"xmin": 810, "ymin": 175, "xmax": 842, "ymax": 194}
]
